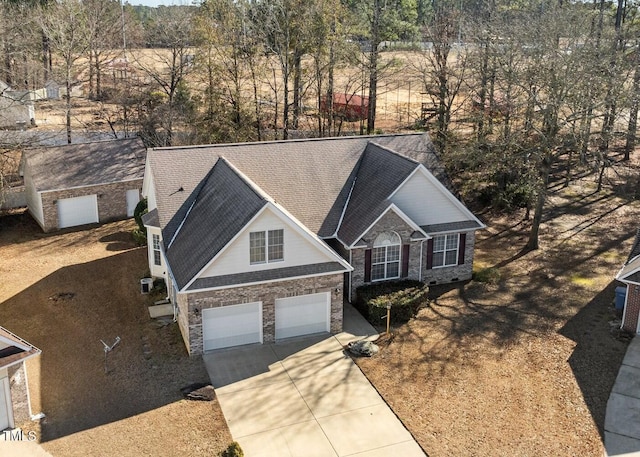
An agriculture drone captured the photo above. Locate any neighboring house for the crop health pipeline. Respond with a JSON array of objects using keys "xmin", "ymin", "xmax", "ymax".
[
  {"xmin": 142, "ymin": 133, "xmax": 485, "ymax": 355},
  {"xmin": 0, "ymin": 327, "xmax": 40, "ymax": 431},
  {"xmin": 616, "ymin": 229, "xmax": 640, "ymax": 333},
  {"xmin": 22, "ymin": 138, "xmax": 146, "ymax": 232}
]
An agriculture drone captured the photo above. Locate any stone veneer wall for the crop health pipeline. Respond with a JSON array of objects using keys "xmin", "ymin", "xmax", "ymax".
[
  {"xmin": 8, "ymin": 363, "xmax": 29, "ymax": 425},
  {"xmin": 623, "ymin": 286, "xmax": 640, "ymax": 333},
  {"xmin": 350, "ymin": 210, "xmax": 423, "ymax": 299},
  {"xmin": 39, "ymin": 179, "xmax": 142, "ymax": 232},
  {"xmin": 422, "ymin": 230, "xmax": 475, "ymax": 285},
  {"xmin": 178, "ymin": 273, "xmax": 344, "ymax": 356}
]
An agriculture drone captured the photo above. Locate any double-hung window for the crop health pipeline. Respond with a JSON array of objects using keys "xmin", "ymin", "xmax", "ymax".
[
  {"xmin": 152, "ymin": 234, "xmax": 162, "ymax": 266},
  {"xmin": 250, "ymin": 229, "xmax": 284, "ymax": 264},
  {"xmin": 432, "ymin": 234, "xmax": 459, "ymax": 267},
  {"xmin": 371, "ymin": 232, "xmax": 401, "ymax": 281}
]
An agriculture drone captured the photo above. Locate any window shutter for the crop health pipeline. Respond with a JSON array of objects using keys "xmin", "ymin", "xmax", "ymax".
[
  {"xmin": 426, "ymin": 239, "xmax": 434, "ymax": 270},
  {"xmin": 458, "ymin": 233, "xmax": 467, "ymax": 265},
  {"xmin": 364, "ymin": 249, "xmax": 372, "ymax": 282},
  {"xmin": 401, "ymin": 244, "xmax": 410, "ymax": 277}
]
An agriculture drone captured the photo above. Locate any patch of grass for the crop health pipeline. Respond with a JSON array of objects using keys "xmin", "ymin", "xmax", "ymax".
[
  {"xmin": 473, "ymin": 267, "xmax": 501, "ymax": 285},
  {"xmin": 570, "ymin": 274, "xmax": 596, "ymax": 287}
]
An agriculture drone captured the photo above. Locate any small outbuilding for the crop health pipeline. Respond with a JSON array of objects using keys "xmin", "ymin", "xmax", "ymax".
[
  {"xmin": 320, "ymin": 93, "xmax": 369, "ymax": 122},
  {"xmin": 0, "ymin": 327, "xmax": 41, "ymax": 430},
  {"xmin": 22, "ymin": 137, "xmax": 146, "ymax": 232}
]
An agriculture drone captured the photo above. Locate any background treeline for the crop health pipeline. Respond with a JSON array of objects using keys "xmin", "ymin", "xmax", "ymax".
[{"xmin": 1, "ymin": 0, "xmax": 639, "ymax": 248}]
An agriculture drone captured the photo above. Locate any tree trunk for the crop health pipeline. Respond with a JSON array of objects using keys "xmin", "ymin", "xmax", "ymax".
[
  {"xmin": 292, "ymin": 50, "xmax": 301, "ymax": 130},
  {"xmin": 625, "ymin": 44, "xmax": 640, "ymax": 160},
  {"xmin": 367, "ymin": 0, "xmax": 381, "ymax": 134},
  {"xmin": 525, "ymin": 155, "xmax": 551, "ymax": 251},
  {"xmin": 66, "ymin": 64, "xmax": 72, "ymax": 144}
]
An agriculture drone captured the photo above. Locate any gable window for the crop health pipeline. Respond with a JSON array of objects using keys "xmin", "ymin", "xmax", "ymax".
[
  {"xmin": 250, "ymin": 229, "xmax": 284, "ymax": 264},
  {"xmin": 433, "ymin": 234, "xmax": 459, "ymax": 267},
  {"xmin": 152, "ymin": 234, "xmax": 162, "ymax": 266},
  {"xmin": 371, "ymin": 232, "xmax": 401, "ymax": 281}
]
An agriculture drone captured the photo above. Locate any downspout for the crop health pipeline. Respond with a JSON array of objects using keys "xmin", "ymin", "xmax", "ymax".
[
  {"xmin": 24, "ymin": 363, "xmax": 45, "ymax": 421},
  {"xmin": 348, "ymin": 249, "xmax": 353, "ymax": 303},
  {"xmin": 419, "ymin": 240, "xmax": 425, "ymax": 282}
]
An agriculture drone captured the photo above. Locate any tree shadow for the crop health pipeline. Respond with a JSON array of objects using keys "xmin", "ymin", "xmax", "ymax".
[
  {"xmin": 0, "ymin": 249, "xmax": 210, "ymax": 442},
  {"xmin": 558, "ymin": 281, "xmax": 630, "ymax": 439},
  {"xmin": 99, "ymin": 231, "xmax": 138, "ymax": 251}
]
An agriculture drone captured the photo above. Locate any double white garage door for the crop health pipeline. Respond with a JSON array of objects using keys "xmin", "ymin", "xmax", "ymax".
[{"xmin": 202, "ymin": 292, "xmax": 331, "ymax": 351}]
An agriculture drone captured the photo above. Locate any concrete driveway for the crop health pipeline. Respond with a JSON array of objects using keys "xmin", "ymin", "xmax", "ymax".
[{"xmin": 203, "ymin": 304, "xmax": 426, "ymax": 457}]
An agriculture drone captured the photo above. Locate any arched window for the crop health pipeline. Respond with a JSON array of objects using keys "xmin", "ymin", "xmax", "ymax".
[{"xmin": 371, "ymin": 232, "xmax": 401, "ymax": 281}]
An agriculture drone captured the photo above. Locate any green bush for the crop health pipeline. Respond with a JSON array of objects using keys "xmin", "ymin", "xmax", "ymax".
[
  {"xmin": 221, "ymin": 442, "xmax": 244, "ymax": 457},
  {"xmin": 355, "ymin": 280, "xmax": 428, "ymax": 326},
  {"xmin": 134, "ymin": 198, "xmax": 148, "ymax": 232},
  {"xmin": 473, "ymin": 267, "xmax": 501, "ymax": 285},
  {"xmin": 132, "ymin": 227, "xmax": 147, "ymax": 246}
]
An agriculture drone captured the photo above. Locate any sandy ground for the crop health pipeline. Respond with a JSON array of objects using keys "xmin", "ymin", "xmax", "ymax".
[{"xmin": 0, "ymin": 215, "xmax": 232, "ymax": 457}]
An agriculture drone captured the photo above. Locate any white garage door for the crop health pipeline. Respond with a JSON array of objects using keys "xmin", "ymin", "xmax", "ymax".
[
  {"xmin": 57, "ymin": 194, "xmax": 98, "ymax": 229},
  {"xmin": 202, "ymin": 302, "xmax": 262, "ymax": 351},
  {"xmin": 0, "ymin": 377, "xmax": 11, "ymax": 430},
  {"xmin": 275, "ymin": 292, "xmax": 331, "ymax": 340},
  {"xmin": 126, "ymin": 189, "xmax": 140, "ymax": 217}
]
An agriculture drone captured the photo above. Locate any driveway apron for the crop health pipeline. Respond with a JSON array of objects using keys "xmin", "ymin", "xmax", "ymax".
[{"xmin": 203, "ymin": 304, "xmax": 426, "ymax": 457}]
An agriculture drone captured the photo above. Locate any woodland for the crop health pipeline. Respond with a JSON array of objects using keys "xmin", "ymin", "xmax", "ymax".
[{"xmin": 1, "ymin": 0, "xmax": 639, "ymax": 250}]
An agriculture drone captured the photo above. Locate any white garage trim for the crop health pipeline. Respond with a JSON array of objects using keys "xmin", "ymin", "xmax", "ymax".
[
  {"xmin": 126, "ymin": 189, "xmax": 141, "ymax": 217},
  {"xmin": 57, "ymin": 194, "xmax": 99, "ymax": 228},
  {"xmin": 202, "ymin": 302, "xmax": 262, "ymax": 351},
  {"xmin": 0, "ymin": 377, "xmax": 13, "ymax": 430},
  {"xmin": 275, "ymin": 292, "xmax": 331, "ymax": 340}
]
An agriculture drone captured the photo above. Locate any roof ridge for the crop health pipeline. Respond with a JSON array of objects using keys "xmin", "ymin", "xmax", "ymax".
[
  {"xmin": 151, "ymin": 133, "xmax": 425, "ymax": 152},
  {"xmin": 167, "ymin": 158, "xmax": 267, "ymax": 249},
  {"xmin": 366, "ymin": 140, "xmax": 421, "ymax": 166}
]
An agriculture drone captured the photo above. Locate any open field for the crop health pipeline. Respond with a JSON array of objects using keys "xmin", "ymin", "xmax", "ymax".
[{"xmin": 0, "ymin": 215, "xmax": 232, "ymax": 457}]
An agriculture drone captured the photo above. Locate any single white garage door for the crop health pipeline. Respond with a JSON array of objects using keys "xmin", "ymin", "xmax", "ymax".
[
  {"xmin": 202, "ymin": 302, "xmax": 262, "ymax": 351},
  {"xmin": 57, "ymin": 194, "xmax": 98, "ymax": 229},
  {"xmin": 126, "ymin": 189, "xmax": 140, "ymax": 217},
  {"xmin": 275, "ymin": 292, "xmax": 331, "ymax": 340}
]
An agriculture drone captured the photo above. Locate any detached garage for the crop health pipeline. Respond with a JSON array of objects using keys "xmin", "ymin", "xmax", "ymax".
[{"xmin": 22, "ymin": 138, "xmax": 146, "ymax": 232}]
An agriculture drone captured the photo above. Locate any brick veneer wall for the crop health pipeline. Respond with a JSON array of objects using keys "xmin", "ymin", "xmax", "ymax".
[
  {"xmin": 350, "ymin": 224, "xmax": 477, "ymax": 298},
  {"xmin": 623, "ymin": 285, "xmax": 640, "ymax": 332},
  {"xmin": 350, "ymin": 210, "xmax": 423, "ymax": 299},
  {"xmin": 177, "ymin": 273, "xmax": 344, "ymax": 356},
  {"xmin": 39, "ymin": 179, "xmax": 142, "ymax": 232},
  {"xmin": 422, "ymin": 230, "xmax": 475, "ymax": 285},
  {"xmin": 8, "ymin": 363, "xmax": 29, "ymax": 425}
]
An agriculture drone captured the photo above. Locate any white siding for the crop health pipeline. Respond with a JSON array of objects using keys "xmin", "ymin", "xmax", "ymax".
[
  {"xmin": 390, "ymin": 170, "xmax": 468, "ymax": 226},
  {"xmin": 23, "ymin": 167, "xmax": 44, "ymax": 227},
  {"xmin": 200, "ymin": 207, "xmax": 334, "ymax": 278},
  {"xmin": 143, "ymin": 165, "xmax": 157, "ymax": 211}
]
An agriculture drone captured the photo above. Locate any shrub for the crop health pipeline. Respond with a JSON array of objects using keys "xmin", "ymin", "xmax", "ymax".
[
  {"xmin": 473, "ymin": 267, "xmax": 501, "ymax": 285},
  {"xmin": 132, "ymin": 227, "xmax": 147, "ymax": 246},
  {"xmin": 221, "ymin": 442, "xmax": 244, "ymax": 457},
  {"xmin": 355, "ymin": 280, "xmax": 428, "ymax": 326},
  {"xmin": 132, "ymin": 198, "xmax": 148, "ymax": 245}
]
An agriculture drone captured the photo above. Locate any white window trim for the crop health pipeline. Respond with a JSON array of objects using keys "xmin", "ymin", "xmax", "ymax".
[
  {"xmin": 371, "ymin": 231, "xmax": 401, "ymax": 282},
  {"xmin": 371, "ymin": 245, "xmax": 401, "ymax": 282},
  {"xmin": 250, "ymin": 229, "xmax": 284, "ymax": 265},
  {"xmin": 152, "ymin": 234, "xmax": 162, "ymax": 266},
  {"xmin": 432, "ymin": 233, "xmax": 459, "ymax": 269}
]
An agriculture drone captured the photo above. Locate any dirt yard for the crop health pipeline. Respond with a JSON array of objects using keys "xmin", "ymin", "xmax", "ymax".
[
  {"xmin": 356, "ymin": 175, "xmax": 636, "ymax": 456},
  {"xmin": 0, "ymin": 214, "xmax": 232, "ymax": 456}
]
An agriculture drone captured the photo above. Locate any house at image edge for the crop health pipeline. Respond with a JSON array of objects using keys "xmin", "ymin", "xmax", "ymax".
[
  {"xmin": 616, "ymin": 229, "xmax": 640, "ymax": 333},
  {"xmin": 142, "ymin": 133, "xmax": 485, "ymax": 355}
]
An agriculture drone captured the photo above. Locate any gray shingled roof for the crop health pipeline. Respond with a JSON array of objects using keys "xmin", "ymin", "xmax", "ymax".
[
  {"xmin": 337, "ymin": 142, "xmax": 419, "ymax": 246},
  {"xmin": 24, "ymin": 138, "xmax": 146, "ymax": 192},
  {"xmin": 421, "ymin": 220, "xmax": 483, "ymax": 234},
  {"xmin": 627, "ymin": 228, "xmax": 640, "ymax": 263},
  {"xmin": 188, "ymin": 262, "xmax": 345, "ymax": 290},
  {"xmin": 141, "ymin": 208, "xmax": 159, "ymax": 228},
  {"xmin": 165, "ymin": 158, "xmax": 267, "ymax": 290},
  {"xmin": 149, "ymin": 133, "xmax": 471, "ymax": 288}
]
